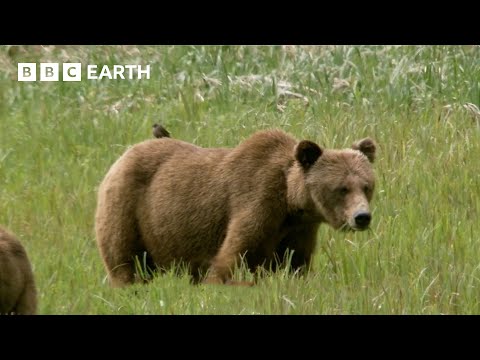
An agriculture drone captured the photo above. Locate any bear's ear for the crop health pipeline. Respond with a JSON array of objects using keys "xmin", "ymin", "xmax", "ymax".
[
  {"xmin": 352, "ymin": 138, "xmax": 376, "ymax": 163},
  {"xmin": 295, "ymin": 140, "xmax": 322, "ymax": 169}
]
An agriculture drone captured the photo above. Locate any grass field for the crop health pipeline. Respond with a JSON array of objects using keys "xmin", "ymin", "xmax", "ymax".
[{"xmin": 1, "ymin": 45, "xmax": 479, "ymax": 314}]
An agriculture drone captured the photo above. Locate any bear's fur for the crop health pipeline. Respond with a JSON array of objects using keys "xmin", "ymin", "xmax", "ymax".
[
  {"xmin": 95, "ymin": 129, "xmax": 376, "ymax": 286},
  {"xmin": 0, "ymin": 227, "xmax": 37, "ymax": 314}
]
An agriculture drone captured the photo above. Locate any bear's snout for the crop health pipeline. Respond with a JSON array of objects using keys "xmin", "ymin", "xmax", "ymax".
[{"xmin": 353, "ymin": 211, "xmax": 371, "ymax": 230}]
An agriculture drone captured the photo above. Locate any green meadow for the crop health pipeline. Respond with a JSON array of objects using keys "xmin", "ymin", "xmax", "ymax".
[{"xmin": 1, "ymin": 45, "xmax": 479, "ymax": 314}]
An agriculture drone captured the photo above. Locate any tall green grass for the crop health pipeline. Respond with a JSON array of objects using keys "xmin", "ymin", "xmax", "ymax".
[{"xmin": 0, "ymin": 45, "xmax": 479, "ymax": 314}]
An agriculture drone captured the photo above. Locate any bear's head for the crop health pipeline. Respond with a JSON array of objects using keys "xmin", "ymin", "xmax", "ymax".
[{"xmin": 293, "ymin": 138, "xmax": 376, "ymax": 231}]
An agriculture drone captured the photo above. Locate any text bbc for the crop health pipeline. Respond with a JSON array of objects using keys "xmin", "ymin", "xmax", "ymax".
[{"xmin": 17, "ymin": 63, "xmax": 151, "ymax": 82}]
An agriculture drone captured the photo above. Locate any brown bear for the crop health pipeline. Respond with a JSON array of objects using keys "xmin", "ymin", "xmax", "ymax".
[
  {"xmin": 0, "ymin": 227, "xmax": 37, "ymax": 314},
  {"xmin": 95, "ymin": 129, "xmax": 376, "ymax": 287}
]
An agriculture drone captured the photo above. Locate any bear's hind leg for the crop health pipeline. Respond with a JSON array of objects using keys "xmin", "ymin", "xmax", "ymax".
[{"xmin": 95, "ymin": 199, "xmax": 141, "ymax": 287}]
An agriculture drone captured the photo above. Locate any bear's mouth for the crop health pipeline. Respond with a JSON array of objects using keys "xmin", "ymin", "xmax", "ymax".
[
  {"xmin": 339, "ymin": 223, "xmax": 353, "ymax": 232},
  {"xmin": 352, "ymin": 225, "xmax": 370, "ymax": 231},
  {"xmin": 340, "ymin": 223, "xmax": 370, "ymax": 232}
]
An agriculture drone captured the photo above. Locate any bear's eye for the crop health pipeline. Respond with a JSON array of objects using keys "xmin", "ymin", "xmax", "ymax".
[
  {"xmin": 364, "ymin": 185, "xmax": 371, "ymax": 194},
  {"xmin": 337, "ymin": 186, "xmax": 349, "ymax": 195}
]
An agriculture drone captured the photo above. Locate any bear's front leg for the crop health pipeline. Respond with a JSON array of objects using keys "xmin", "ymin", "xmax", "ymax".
[
  {"xmin": 203, "ymin": 207, "xmax": 284, "ymax": 286},
  {"xmin": 274, "ymin": 224, "xmax": 319, "ymax": 274}
]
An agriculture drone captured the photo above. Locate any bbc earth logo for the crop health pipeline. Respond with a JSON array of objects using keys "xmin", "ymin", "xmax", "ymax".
[{"xmin": 17, "ymin": 63, "xmax": 151, "ymax": 81}]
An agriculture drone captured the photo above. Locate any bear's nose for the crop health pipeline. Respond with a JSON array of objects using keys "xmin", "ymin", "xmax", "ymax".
[{"xmin": 354, "ymin": 211, "xmax": 371, "ymax": 229}]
